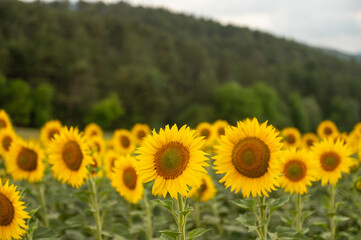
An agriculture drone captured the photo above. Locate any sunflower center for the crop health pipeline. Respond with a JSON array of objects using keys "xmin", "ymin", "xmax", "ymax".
[
  {"xmin": 306, "ymin": 139, "xmax": 314, "ymax": 147},
  {"xmin": 320, "ymin": 152, "xmax": 340, "ymax": 171},
  {"xmin": 0, "ymin": 119, "xmax": 6, "ymax": 129},
  {"xmin": 356, "ymin": 181, "xmax": 361, "ymax": 190},
  {"xmin": 232, "ymin": 137, "xmax": 270, "ymax": 178},
  {"xmin": 0, "ymin": 193, "xmax": 14, "ymax": 226},
  {"xmin": 110, "ymin": 157, "xmax": 117, "ymax": 172},
  {"xmin": 120, "ymin": 136, "xmax": 130, "ymax": 148},
  {"xmin": 2, "ymin": 136, "xmax": 12, "ymax": 151},
  {"xmin": 200, "ymin": 129, "xmax": 210, "ymax": 140},
  {"xmin": 155, "ymin": 142, "xmax": 190, "ymax": 179},
  {"xmin": 94, "ymin": 142, "xmax": 101, "ymax": 153},
  {"xmin": 123, "ymin": 167, "xmax": 137, "ymax": 190},
  {"xmin": 218, "ymin": 127, "xmax": 225, "ymax": 136},
  {"xmin": 137, "ymin": 130, "xmax": 146, "ymax": 140},
  {"xmin": 286, "ymin": 134, "xmax": 296, "ymax": 144},
  {"xmin": 197, "ymin": 179, "xmax": 207, "ymax": 195},
  {"xmin": 324, "ymin": 127, "xmax": 332, "ymax": 135},
  {"xmin": 284, "ymin": 160, "xmax": 306, "ymax": 182},
  {"xmin": 17, "ymin": 147, "xmax": 38, "ymax": 171},
  {"xmin": 62, "ymin": 141, "xmax": 83, "ymax": 171},
  {"xmin": 48, "ymin": 129, "xmax": 59, "ymax": 141},
  {"xmin": 90, "ymin": 130, "xmax": 98, "ymax": 137}
]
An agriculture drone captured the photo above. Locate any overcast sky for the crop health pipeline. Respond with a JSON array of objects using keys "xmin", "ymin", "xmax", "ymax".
[{"xmin": 24, "ymin": 0, "xmax": 361, "ymax": 54}]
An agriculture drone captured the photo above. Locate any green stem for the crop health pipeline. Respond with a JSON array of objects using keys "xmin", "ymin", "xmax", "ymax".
[
  {"xmin": 178, "ymin": 194, "xmax": 186, "ymax": 240},
  {"xmin": 211, "ymin": 202, "xmax": 223, "ymax": 235},
  {"xmin": 194, "ymin": 200, "xmax": 200, "ymax": 228},
  {"xmin": 296, "ymin": 193, "xmax": 302, "ymax": 232},
  {"xmin": 329, "ymin": 184, "xmax": 336, "ymax": 240},
  {"xmin": 143, "ymin": 190, "xmax": 153, "ymax": 240},
  {"xmin": 89, "ymin": 174, "xmax": 102, "ymax": 240},
  {"xmin": 38, "ymin": 183, "xmax": 49, "ymax": 228},
  {"xmin": 257, "ymin": 196, "xmax": 267, "ymax": 240}
]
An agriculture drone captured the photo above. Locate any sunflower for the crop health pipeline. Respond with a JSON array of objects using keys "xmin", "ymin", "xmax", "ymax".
[
  {"xmin": 196, "ymin": 122, "xmax": 215, "ymax": 147},
  {"xmin": 87, "ymin": 136, "xmax": 106, "ymax": 156},
  {"xmin": 213, "ymin": 118, "xmax": 283, "ymax": 197},
  {"xmin": 111, "ymin": 155, "xmax": 143, "ymax": 203},
  {"xmin": 113, "ymin": 129, "xmax": 136, "ymax": 154},
  {"xmin": 0, "ymin": 129, "xmax": 16, "ymax": 158},
  {"xmin": 131, "ymin": 123, "xmax": 151, "ymax": 145},
  {"xmin": 213, "ymin": 120, "xmax": 229, "ymax": 139},
  {"xmin": 0, "ymin": 180, "xmax": 30, "ymax": 240},
  {"xmin": 302, "ymin": 133, "xmax": 318, "ymax": 150},
  {"xmin": 40, "ymin": 120, "xmax": 62, "ymax": 145},
  {"xmin": 84, "ymin": 123, "xmax": 103, "ymax": 139},
  {"xmin": 187, "ymin": 173, "xmax": 216, "ymax": 202},
  {"xmin": 281, "ymin": 127, "xmax": 301, "ymax": 149},
  {"xmin": 311, "ymin": 138, "xmax": 353, "ymax": 186},
  {"xmin": 104, "ymin": 150, "xmax": 120, "ymax": 179},
  {"xmin": 347, "ymin": 129, "xmax": 361, "ymax": 155},
  {"xmin": 279, "ymin": 148, "xmax": 316, "ymax": 195},
  {"xmin": 6, "ymin": 139, "xmax": 45, "ymax": 183},
  {"xmin": 136, "ymin": 124, "xmax": 208, "ymax": 199},
  {"xmin": 0, "ymin": 110, "xmax": 12, "ymax": 132},
  {"xmin": 47, "ymin": 127, "xmax": 93, "ymax": 188},
  {"xmin": 89, "ymin": 152, "xmax": 103, "ymax": 178},
  {"xmin": 317, "ymin": 120, "xmax": 339, "ymax": 140}
]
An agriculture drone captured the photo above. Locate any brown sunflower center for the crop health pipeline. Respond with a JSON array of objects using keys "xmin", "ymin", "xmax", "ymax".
[
  {"xmin": 324, "ymin": 127, "xmax": 332, "ymax": 136},
  {"xmin": 284, "ymin": 160, "xmax": 306, "ymax": 182},
  {"xmin": 0, "ymin": 193, "xmax": 14, "ymax": 226},
  {"xmin": 110, "ymin": 157, "xmax": 117, "ymax": 172},
  {"xmin": 2, "ymin": 136, "xmax": 12, "ymax": 151},
  {"xmin": 232, "ymin": 137, "xmax": 270, "ymax": 178},
  {"xmin": 120, "ymin": 136, "xmax": 130, "ymax": 148},
  {"xmin": 197, "ymin": 179, "xmax": 207, "ymax": 195},
  {"xmin": 123, "ymin": 167, "xmax": 137, "ymax": 190},
  {"xmin": 218, "ymin": 127, "xmax": 225, "ymax": 136},
  {"xmin": 90, "ymin": 130, "xmax": 98, "ymax": 137},
  {"xmin": 320, "ymin": 152, "xmax": 340, "ymax": 171},
  {"xmin": 286, "ymin": 134, "xmax": 296, "ymax": 144},
  {"xmin": 48, "ymin": 129, "xmax": 59, "ymax": 141},
  {"xmin": 0, "ymin": 119, "xmax": 7, "ymax": 129},
  {"xmin": 137, "ymin": 130, "xmax": 146, "ymax": 140},
  {"xmin": 200, "ymin": 129, "xmax": 210, "ymax": 140},
  {"xmin": 306, "ymin": 139, "xmax": 314, "ymax": 147},
  {"xmin": 94, "ymin": 142, "xmax": 101, "ymax": 153},
  {"xmin": 17, "ymin": 147, "xmax": 38, "ymax": 171},
  {"xmin": 62, "ymin": 141, "xmax": 83, "ymax": 171},
  {"xmin": 154, "ymin": 142, "xmax": 190, "ymax": 179}
]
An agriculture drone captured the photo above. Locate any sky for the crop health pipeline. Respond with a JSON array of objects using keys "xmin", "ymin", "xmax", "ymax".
[{"xmin": 25, "ymin": 0, "xmax": 361, "ymax": 54}]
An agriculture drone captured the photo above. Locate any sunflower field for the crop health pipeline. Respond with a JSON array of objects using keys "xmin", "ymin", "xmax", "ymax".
[{"xmin": 0, "ymin": 109, "xmax": 361, "ymax": 240}]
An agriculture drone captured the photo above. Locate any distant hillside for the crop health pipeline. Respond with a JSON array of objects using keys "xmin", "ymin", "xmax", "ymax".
[{"xmin": 0, "ymin": 0, "xmax": 360, "ymax": 131}]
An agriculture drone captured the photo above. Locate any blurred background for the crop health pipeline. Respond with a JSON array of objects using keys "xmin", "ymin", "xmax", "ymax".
[{"xmin": 0, "ymin": 0, "xmax": 360, "ymax": 132}]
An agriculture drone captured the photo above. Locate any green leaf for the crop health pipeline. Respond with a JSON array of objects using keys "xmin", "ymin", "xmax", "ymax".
[
  {"xmin": 159, "ymin": 234, "xmax": 175, "ymax": 240},
  {"xmin": 33, "ymin": 226, "xmax": 58, "ymax": 239},
  {"xmin": 158, "ymin": 230, "xmax": 181, "ymax": 239},
  {"xmin": 280, "ymin": 215, "xmax": 294, "ymax": 226},
  {"xmin": 152, "ymin": 199, "xmax": 174, "ymax": 213},
  {"xmin": 180, "ymin": 206, "xmax": 193, "ymax": 217},
  {"xmin": 269, "ymin": 195, "xmax": 289, "ymax": 214},
  {"xmin": 64, "ymin": 215, "xmax": 85, "ymax": 228},
  {"xmin": 188, "ymin": 228, "xmax": 211, "ymax": 239},
  {"xmin": 301, "ymin": 210, "xmax": 316, "ymax": 220},
  {"xmin": 236, "ymin": 212, "xmax": 258, "ymax": 232},
  {"xmin": 232, "ymin": 198, "xmax": 256, "ymax": 211},
  {"xmin": 28, "ymin": 207, "xmax": 40, "ymax": 218},
  {"xmin": 334, "ymin": 215, "xmax": 350, "ymax": 223},
  {"xmin": 111, "ymin": 223, "xmax": 132, "ymax": 239}
]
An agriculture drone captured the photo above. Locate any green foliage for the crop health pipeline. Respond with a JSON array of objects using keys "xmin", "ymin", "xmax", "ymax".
[{"xmin": 31, "ymin": 83, "xmax": 54, "ymax": 127}]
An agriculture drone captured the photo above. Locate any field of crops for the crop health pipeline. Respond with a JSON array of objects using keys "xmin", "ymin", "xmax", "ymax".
[{"xmin": 0, "ymin": 109, "xmax": 360, "ymax": 240}]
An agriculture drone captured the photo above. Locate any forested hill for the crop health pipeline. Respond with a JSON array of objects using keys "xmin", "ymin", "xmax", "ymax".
[{"xmin": 0, "ymin": 0, "xmax": 360, "ymax": 131}]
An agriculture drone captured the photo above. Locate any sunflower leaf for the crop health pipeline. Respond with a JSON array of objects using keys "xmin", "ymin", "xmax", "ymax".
[
  {"xmin": 158, "ymin": 230, "xmax": 181, "ymax": 239},
  {"xmin": 188, "ymin": 228, "xmax": 211, "ymax": 239},
  {"xmin": 232, "ymin": 198, "xmax": 256, "ymax": 211},
  {"xmin": 152, "ymin": 199, "xmax": 174, "ymax": 213},
  {"xmin": 269, "ymin": 195, "xmax": 289, "ymax": 214}
]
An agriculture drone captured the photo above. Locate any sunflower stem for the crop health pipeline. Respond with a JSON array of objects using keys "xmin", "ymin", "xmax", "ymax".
[
  {"xmin": 89, "ymin": 174, "xmax": 102, "ymax": 240},
  {"xmin": 38, "ymin": 182, "xmax": 49, "ymax": 228},
  {"xmin": 257, "ymin": 195, "xmax": 267, "ymax": 240},
  {"xmin": 296, "ymin": 193, "xmax": 303, "ymax": 232},
  {"xmin": 143, "ymin": 189, "xmax": 153, "ymax": 240},
  {"xmin": 194, "ymin": 200, "xmax": 200, "ymax": 228},
  {"xmin": 211, "ymin": 201, "xmax": 223, "ymax": 235},
  {"xmin": 329, "ymin": 184, "xmax": 336, "ymax": 240},
  {"xmin": 177, "ymin": 194, "xmax": 187, "ymax": 240}
]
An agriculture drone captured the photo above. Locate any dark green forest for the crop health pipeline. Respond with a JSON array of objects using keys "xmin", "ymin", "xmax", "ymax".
[{"xmin": 0, "ymin": 0, "xmax": 360, "ymax": 132}]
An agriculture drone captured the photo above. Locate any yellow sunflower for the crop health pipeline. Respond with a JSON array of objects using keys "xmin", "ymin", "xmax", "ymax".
[
  {"xmin": 40, "ymin": 120, "xmax": 62, "ymax": 145},
  {"xmin": 0, "ymin": 110, "xmax": 12, "ymax": 132},
  {"xmin": 47, "ymin": 127, "xmax": 93, "ymax": 188},
  {"xmin": 279, "ymin": 148, "xmax": 316, "ymax": 195},
  {"xmin": 104, "ymin": 150, "xmax": 120, "ymax": 179},
  {"xmin": 213, "ymin": 120, "xmax": 229, "ymax": 139},
  {"xmin": 89, "ymin": 152, "xmax": 103, "ymax": 178},
  {"xmin": 281, "ymin": 127, "xmax": 301, "ymax": 149},
  {"xmin": 0, "ymin": 129, "xmax": 17, "ymax": 158},
  {"xmin": 6, "ymin": 139, "xmax": 45, "ymax": 183},
  {"xmin": 311, "ymin": 138, "xmax": 353, "ymax": 186},
  {"xmin": 196, "ymin": 122, "xmax": 215, "ymax": 147},
  {"xmin": 187, "ymin": 173, "xmax": 216, "ymax": 202},
  {"xmin": 84, "ymin": 123, "xmax": 103, "ymax": 139},
  {"xmin": 347, "ymin": 129, "xmax": 361, "ymax": 155},
  {"xmin": 87, "ymin": 136, "xmax": 106, "ymax": 156},
  {"xmin": 136, "ymin": 124, "xmax": 208, "ymax": 199},
  {"xmin": 0, "ymin": 180, "xmax": 30, "ymax": 240},
  {"xmin": 131, "ymin": 123, "xmax": 151, "ymax": 145},
  {"xmin": 302, "ymin": 133, "xmax": 319, "ymax": 150},
  {"xmin": 112, "ymin": 129, "xmax": 136, "ymax": 154},
  {"xmin": 213, "ymin": 118, "xmax": 283, "ymax": 197},
  {"xmin": 111, "ymin": 155, "xmax": 143, "ymax": 204},
  {"xmin": 317, "ymin": 120, "xmax": 339, "ymax": 140}
]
